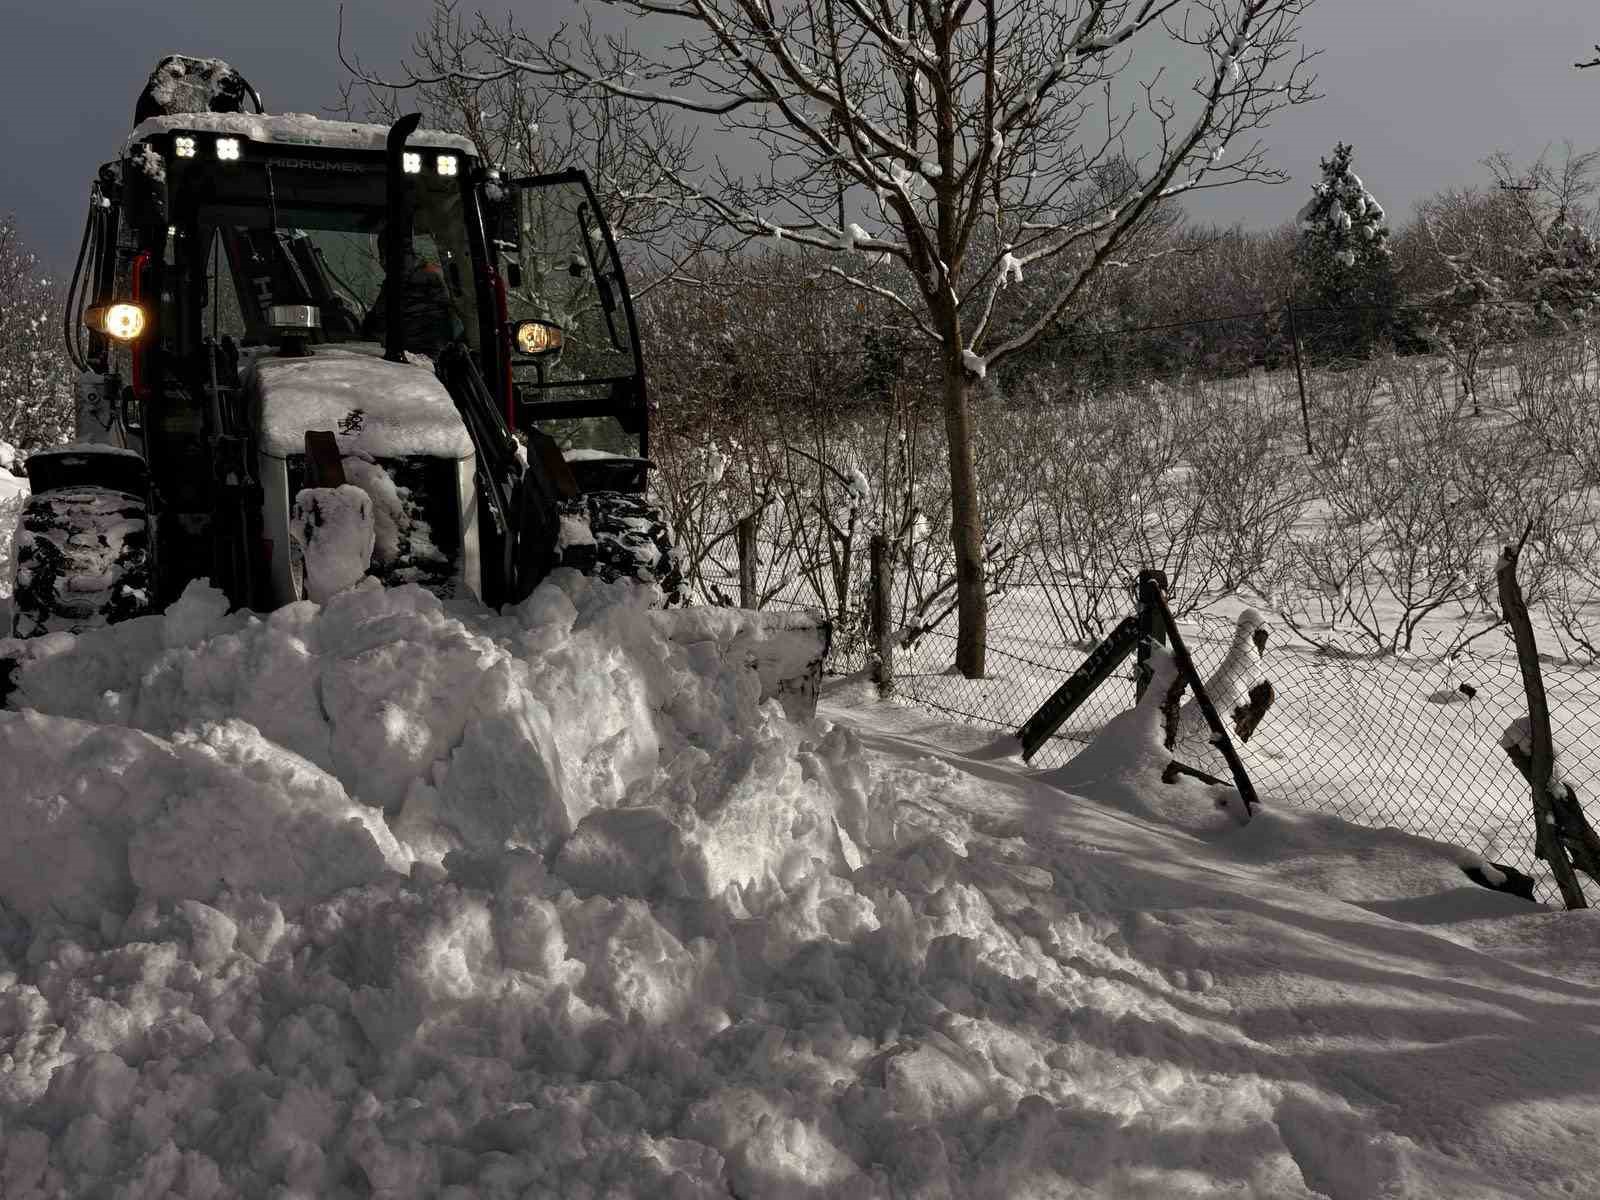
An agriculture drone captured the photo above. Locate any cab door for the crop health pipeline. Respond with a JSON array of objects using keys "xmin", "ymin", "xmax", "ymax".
[{"xmin": 495, "ymin": 171, "xmax": 648, "ymax": 471}]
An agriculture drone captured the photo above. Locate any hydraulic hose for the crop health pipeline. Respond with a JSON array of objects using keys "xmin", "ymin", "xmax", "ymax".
[{"xmin": 62, "ymin": 185, "xmax": 100, "ymax": 372}]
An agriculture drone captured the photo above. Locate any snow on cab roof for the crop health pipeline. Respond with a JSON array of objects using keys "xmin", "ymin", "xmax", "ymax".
[{"xmin": 128, "ymin": 111, "xmax": 478, "ymax": 157}]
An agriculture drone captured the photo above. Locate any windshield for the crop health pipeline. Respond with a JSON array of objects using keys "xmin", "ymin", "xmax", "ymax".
[{"xmin": 180, "ymin": 157, "xmax": 479, "ymax": 354}]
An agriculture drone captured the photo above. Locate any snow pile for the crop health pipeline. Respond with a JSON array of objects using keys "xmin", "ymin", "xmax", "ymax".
[
  {"xmin": 1, "ymin": 575, "xmax": 1598, "ymax": 1197},
  {"xmin": 135, "ymin": 55, "xmax": 254, "ymax": 123}
]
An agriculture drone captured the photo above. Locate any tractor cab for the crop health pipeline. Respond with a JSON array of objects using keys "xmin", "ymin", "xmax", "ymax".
[{"xmin": 55, "ymin": 89, "xmax": 652, "ymax": 618}]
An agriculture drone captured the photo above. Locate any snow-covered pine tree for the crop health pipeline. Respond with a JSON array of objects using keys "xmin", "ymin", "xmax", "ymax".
[
  {"xmin": 1516, "ymin": 217, "xmax": 1600, "ymax": 332},
  {"xmin": 0, "ymin": 214, "xmax": 73, "ymax": 451},
  {"xmin": 1294, "ymin": 143, "xmax": 1399, "ymax": 357}
]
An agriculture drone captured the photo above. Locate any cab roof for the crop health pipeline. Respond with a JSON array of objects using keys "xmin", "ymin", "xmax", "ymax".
[{"xmin": 127, "ymin": 111, "xmax": 478, "ymax": 158}]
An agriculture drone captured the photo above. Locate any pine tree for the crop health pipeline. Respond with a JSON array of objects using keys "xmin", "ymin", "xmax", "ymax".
[
  {"xmin": 1517, "ymin": 216, "xmax": 1600, "ymax": 331},
  {"xmin": 1295, "ymin": 143, "xmax": 1398, "ymax": 356}
]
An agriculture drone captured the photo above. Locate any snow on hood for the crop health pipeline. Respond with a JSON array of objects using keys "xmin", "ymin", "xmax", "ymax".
[
  {"xmin": 128, "ymin": 111, "xmax": 477, "ymax": 158},
  {"xmin": 246, "ymin": 346, "xmax": 473, "ymax": 460},
  {"xmin": 1, "ymin": 571, "xmax": 1597, "ymax": 1197}
]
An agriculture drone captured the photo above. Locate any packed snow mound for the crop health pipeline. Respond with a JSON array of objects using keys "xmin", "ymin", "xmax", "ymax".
[
  {"xmin": 3, "ymin": 575, "xmax": 833, "ymax": 881},
  {"xmin": 0, "ymin": 711, "xmax": 405, "ymax": 926},
  {"xmin": 1, "ymin": 575, "xmax": 1596, "ymax": 1198}
]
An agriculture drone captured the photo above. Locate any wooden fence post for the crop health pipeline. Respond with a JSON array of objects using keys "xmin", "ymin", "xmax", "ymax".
[
  {"xmin": 869, "ymin": 532, "xmax": 894, "ymax": 697},
  {"xmin": 1497, "ymin": 542, "xmax": 1600, "ymax": 908},
  {"xmin": 737, "ymin": 515, "xmax": 757, "ymax": 610},
  {"xmin": 1134, "ymin": 568, "xmax": 1168, "ymax": 701},
  {"xmin": 1287, "ymin": 301, "xmax": 1314, "ymax": 457}
]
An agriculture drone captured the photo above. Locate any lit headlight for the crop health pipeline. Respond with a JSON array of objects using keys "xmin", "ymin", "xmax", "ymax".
[
  {"xmin": 85, "ymin": 303, "xmax": 147, "ymax": 342},
  {"xmin": 513, "ymin": 319, "xmax": 563, "ymax": 357},
  {"xmin": 402, "ymin": 152, "xmax": 422, "ymax": 175},
  {"xmin": 436, "ymin": 154, "xmax": 458, "ymax": 177},
  {"xmin": 215, "ymin": 137, "xmax": 241, "ymax": 161},
  {"xmin": 174, "ymin": 136, "xmax": 197, "ymax": 158}
]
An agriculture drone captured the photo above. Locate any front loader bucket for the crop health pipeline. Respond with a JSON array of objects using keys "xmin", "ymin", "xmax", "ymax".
[{"xmin": 661, "ymin": 606, "xmax": 832, "ymax": 722}]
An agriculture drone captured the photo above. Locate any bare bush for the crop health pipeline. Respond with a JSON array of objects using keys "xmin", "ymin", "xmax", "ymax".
[
  {"xmin": 1281, "ymin": 405, "xmax": 1487, "ymax": 654},
  {"xmin": 1302, "ymin": 356, "xmax": 1381, "ymax": 468}
]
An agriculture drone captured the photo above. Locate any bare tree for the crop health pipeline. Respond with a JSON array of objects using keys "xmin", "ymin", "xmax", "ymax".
[
  {"xmin": 338, "ymin": 0, "xmax": 702, "ymax": 288},
  {"xmin": 347, "ymin": 0, "xmax": 1320, "ymax": 677}
]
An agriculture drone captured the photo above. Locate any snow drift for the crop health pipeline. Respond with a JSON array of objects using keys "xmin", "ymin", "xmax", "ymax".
[{"xmin": 1, "ymin": 570, "xmax": 1597, "ymax": 1199}]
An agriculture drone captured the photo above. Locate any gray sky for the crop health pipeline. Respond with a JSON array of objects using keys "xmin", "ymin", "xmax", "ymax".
[{"xmin": 3, "ymin": 1, "xmax": 1597, "ymax": 271}]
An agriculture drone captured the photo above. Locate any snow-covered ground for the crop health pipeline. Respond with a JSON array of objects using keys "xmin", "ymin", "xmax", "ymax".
[
  {"xmin": 0, "ymin": 445, "xmax": 27, "ymax": 633},
  {"xmin": 2, "ymin": 572, "xmax": 1597, "ymax": 1198}
]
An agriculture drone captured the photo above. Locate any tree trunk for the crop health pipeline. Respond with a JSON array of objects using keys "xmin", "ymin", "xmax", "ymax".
[{"xmin": 942, "ymin": 353, "xmax": 986, "ymax": 678}]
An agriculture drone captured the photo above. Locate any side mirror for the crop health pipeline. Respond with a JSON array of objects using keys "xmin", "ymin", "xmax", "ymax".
[
  {"xmin": 513, "ymin": 319, "xmax": 563, "ymax": 360},
  {"xmin": 505, "ymin": 261, "xmax": 523, "ymax": 290}
]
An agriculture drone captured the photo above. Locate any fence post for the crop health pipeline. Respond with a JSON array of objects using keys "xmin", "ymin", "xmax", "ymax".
[
  {"xmin": 1287, "ymin": 301, "xmax": 1313, "ymax": 457},
  {"xmin": 869, "ymin": 532, "xmax": 895, "ymax": 698},
  {"xmin": 737, "ymin": 515, "xmax": 757, "ymax": 610},
  {"xmin": 1134, "ymin": 568, "xmax": 1168, "ymax": 701},
  {"xmin": 1497, "ymin": 542, "xmax": 1600, "ymax": 908}
]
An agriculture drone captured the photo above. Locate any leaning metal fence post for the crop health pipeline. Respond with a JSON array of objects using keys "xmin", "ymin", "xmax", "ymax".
[
  {"xmin": 1149, "ymin": 586, "xmax": 1260, "ymax": 821},
  {"xmin": 1287, "ymin": 301, "xmax": 1313, "ymax": 456},
  {"xmin": 1134, "ymin": 568, "xmax": 1169, "ymax": 701}
]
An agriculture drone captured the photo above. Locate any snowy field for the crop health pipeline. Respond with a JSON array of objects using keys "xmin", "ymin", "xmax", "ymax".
[
  {"xmin": 2, "ymin": 570, "xmax": 1598, "ymax": 1198},
  {"xmin": 668, "ymin": 341, "xmax": 1600, "ymax": 906}
]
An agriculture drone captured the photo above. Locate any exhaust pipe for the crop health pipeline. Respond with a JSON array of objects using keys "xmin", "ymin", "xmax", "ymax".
[{"xmin": 384, "ymin": 113, "xmax": 422, "ymax": 363}]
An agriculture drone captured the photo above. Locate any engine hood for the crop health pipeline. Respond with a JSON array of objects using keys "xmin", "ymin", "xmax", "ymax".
[{"xmin": 245, "ymin": 345, "xmax": 474, "ymax": 460}]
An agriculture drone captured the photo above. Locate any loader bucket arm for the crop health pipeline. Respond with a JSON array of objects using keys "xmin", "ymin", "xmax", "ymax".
[{"xmin": 435, "ymin": 342, "xmax": 566, "ymax": 606}]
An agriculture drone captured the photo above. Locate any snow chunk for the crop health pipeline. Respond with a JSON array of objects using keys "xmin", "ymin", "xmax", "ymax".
[
  {"xmin": 840, "ymin": 222, "xmax": 872, "ymax": 251},
  {"xmin": 135, "ymin": 144, "xmax": 165, "ymax": 184},
  {"xmin": 0, "ymin": 711, "xmax": 403, "ymax": 925},
  {"xmin": 292, "ymin": 484, "xmax": 377, "ymax": 602},
  {"xmin": 961, "ymin": 348, "xmax": 987, "ymax": 378}
]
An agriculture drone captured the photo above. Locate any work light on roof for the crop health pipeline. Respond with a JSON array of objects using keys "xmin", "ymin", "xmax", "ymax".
[
  {"xmin": 436, "ymin": 154, "xmax": 458, "ymax": 177},
  {"xmin": 402, "ymin": 152, "xmax": 423, "ymax": 175},
  {"xmin": 174, "ymin": 136, "xmax": 197, "ymax": 158},
  {"xmin": 215, "ymin": 137, "xmax": 241, "ymax": 161}
]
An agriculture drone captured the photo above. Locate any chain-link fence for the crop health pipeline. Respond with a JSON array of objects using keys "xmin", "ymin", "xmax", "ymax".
[
  {"xmin": 690, "ymin": 557, "xmax": 1600, "ymax": 907},
  {"xmin": 897, "ymin": 595, "xmax": 1600, "ymax": 907}
]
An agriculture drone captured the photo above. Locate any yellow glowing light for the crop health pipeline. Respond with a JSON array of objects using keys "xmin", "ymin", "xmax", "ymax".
[
  {"xmin": 514, "ymin": 320, "xmax": 562, "ymax": 356},
  {"xmin": 87, "ymin": 303, "xmax": 147, "ymax": 342}
]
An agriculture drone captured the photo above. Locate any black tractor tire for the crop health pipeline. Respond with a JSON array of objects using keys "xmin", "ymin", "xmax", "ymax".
[
  {"xmin": 557, "ymin": 490, "xmax": 684, "ymax": 606},
  {"xmin": 10, "ymin": 486, "xmax": 154, "ymax": 638}
]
